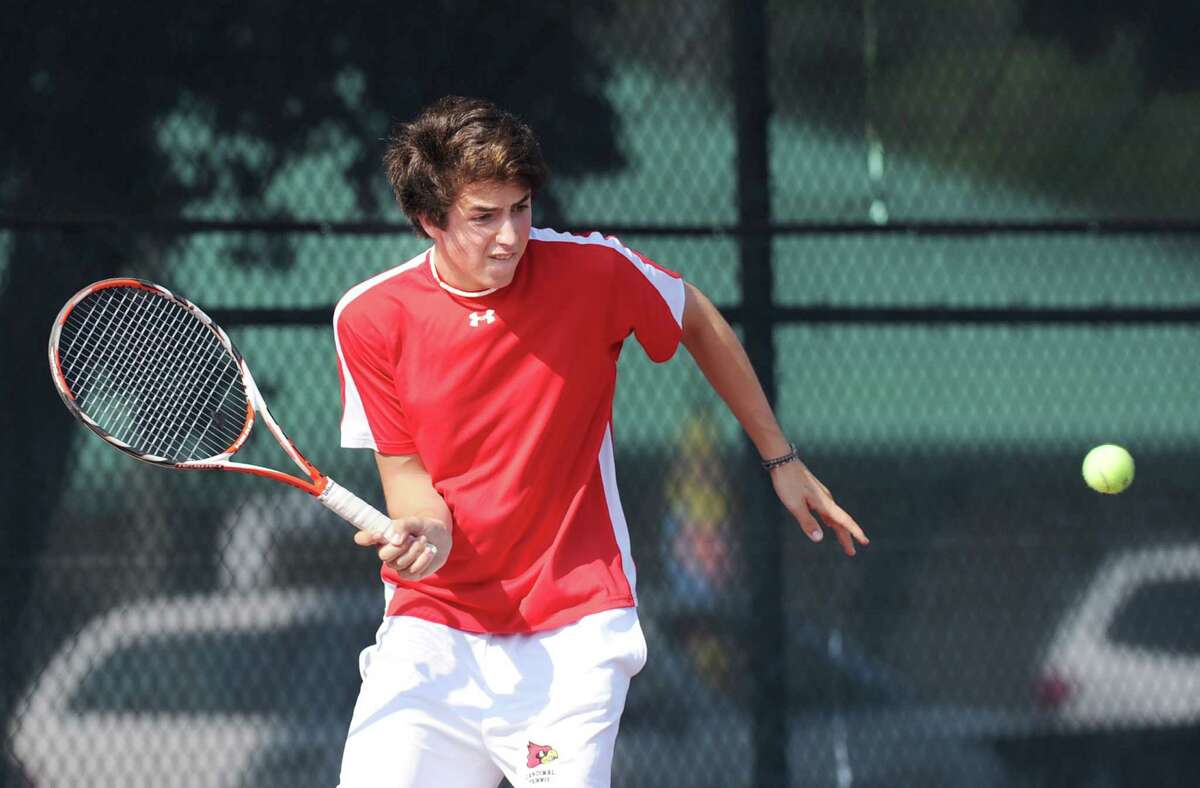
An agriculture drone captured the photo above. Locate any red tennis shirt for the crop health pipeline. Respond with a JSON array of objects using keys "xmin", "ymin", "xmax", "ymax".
[{"xmin": 334, "ymin": 228, "xmax": 685, "ymax": 633}]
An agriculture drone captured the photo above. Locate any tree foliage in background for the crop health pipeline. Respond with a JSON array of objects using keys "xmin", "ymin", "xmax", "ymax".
[
  {"xmin": 1020, "ymin": 0, "xmax": 1200, "ymax": 93},
  {"xmin": 760, "ymin": 0, "xmax": 1200, "ymax": 218}
]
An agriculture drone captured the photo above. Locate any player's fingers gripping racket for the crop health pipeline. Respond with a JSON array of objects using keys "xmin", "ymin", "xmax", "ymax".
[{"xmin": 47, "ymin": 277, "xmax": 418, "ymax": 544}]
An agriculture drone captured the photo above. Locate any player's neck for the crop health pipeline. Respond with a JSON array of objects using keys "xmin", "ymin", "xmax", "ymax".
[{"xmin": 429, "ymin": 248, "xmax": 501, "ymax": 298}]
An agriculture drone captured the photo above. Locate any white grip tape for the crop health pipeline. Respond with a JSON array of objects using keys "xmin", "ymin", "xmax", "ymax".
[{"xmin": 319, "ymin": 479, "xmax": 392, "ymax": 534}]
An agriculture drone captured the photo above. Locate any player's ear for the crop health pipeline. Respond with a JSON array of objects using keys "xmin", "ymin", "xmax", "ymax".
[{"xmin": 417, "ymin": 213, "xmax": 442, "ymax": 240}]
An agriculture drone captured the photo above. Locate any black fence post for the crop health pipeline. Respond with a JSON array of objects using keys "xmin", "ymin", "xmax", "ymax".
[{"xmin": 731, "ymin": 0, "xmax": 788, "ymax": 785}]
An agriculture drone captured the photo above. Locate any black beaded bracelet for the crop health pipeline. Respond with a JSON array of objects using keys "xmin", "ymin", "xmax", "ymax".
[{"xmin": 761, "ymin": 443, "xmax": 801, "ymax": 471}]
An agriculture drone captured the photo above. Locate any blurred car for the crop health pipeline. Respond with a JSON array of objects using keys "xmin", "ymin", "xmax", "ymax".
[
  {"xmin": 1000, "ymin": 544, "xmax": 1200, "ymax": 786},
  {"xmin": 9, "ymin": 588, "xmax": 381, "ymax": 788},
  {"xmin": 1036, "ymin": 544, "xmax": 1200, "ymax": 728},
  {"xmin": 13, "ymin": 577, "xmax": 1022, "ymax": 788}
]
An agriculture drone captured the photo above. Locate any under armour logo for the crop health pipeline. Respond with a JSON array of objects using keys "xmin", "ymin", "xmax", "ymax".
[{"xmin": 468, "ymin": 309, "xmax": 496, "ymax": 327}]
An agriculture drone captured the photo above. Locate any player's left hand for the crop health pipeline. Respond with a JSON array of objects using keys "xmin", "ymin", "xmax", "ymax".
[
  {"xmin": 769, "ymin": 460, "xmax": 868, "ymax": 556},
  {"xmin": 353, "ymin": 515, "xmax": 451, "ymax": 580}
]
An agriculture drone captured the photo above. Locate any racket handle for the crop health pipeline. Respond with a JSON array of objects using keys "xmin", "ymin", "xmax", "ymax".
[{"xmin": 319, "ymin": 479, "xmax": 392, "ymax": 534}]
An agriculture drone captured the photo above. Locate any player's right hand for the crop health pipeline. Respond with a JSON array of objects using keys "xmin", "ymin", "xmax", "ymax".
[{"xmin": 354, "ymin": 515, "xmax": 451, "ymax": 581}]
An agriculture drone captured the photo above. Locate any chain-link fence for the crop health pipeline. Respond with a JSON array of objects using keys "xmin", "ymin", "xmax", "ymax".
[{"xmin": 5, "ymin": 1, "xmax": 1200, "ymax": 787}]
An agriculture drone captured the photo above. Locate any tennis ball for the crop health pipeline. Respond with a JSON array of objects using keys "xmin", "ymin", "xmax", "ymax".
[{"xmin": 1082, "ymin": 444, "xmax": 1134, "ymax": 494}]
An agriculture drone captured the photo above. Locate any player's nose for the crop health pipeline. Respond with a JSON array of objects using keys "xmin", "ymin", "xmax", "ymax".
[{"xmin": 495, "ymin": 214, "xmax": 518, "ymax": 247}]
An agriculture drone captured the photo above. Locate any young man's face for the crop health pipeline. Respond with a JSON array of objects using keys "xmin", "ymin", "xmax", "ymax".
[{"xmin": 422, "ymin": 180, "xmax": 532, "ymax": 292}]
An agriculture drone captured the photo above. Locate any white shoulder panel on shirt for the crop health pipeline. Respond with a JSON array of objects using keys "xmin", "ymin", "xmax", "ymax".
[
  {"xmin": 333, "ymin": 251, "xmax": 429, "ymax": 450},
  {"xmin": 529, "ymin": 227, "xmax": 685, "ymax": 327}
]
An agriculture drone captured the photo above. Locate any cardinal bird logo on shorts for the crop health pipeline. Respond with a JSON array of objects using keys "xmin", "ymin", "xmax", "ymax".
[{"xmin": 526, "ymin": 741, "xmax": 559, "ymax": 768}]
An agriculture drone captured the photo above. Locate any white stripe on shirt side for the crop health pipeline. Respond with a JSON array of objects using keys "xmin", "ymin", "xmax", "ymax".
[
  {"xmin": 530, "ymin": 227, "xmax": 686, "ymax": 327},
  {"xmin": 333, "ymin": 251, "xmax": 429, "ymax": 450},
  {"xmin": 598, "ymin": 422, "xmax": 637, "ymax": 603}
]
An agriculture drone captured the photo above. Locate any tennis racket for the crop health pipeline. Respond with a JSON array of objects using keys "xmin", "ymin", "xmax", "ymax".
[{"xmin": 47, "ymin": 277, "xmax": 398, "ymax": 537}]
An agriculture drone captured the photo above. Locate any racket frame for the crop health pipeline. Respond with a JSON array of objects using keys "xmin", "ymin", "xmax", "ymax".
[{"xmin": 50, "ymin": 278, "xmax": 340, "ymax": 500}]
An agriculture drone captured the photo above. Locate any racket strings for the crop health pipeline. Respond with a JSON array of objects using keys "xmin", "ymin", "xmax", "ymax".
[
  {"xmin": 110, "ymin": 302, "xmax": 222, "ymax": 457},
  {"xmin": 153, "ymin": 321, "xmax": 245, "ymax": 458},
  {"xmin": 58, "ymin": 287, "xmax": 250, "ymax": 462},
  {"xmin": 72, "ymin": 290, "xmax": 175, "ymax": 435},
  {"xmin": 65, "ymin": 290, "xmax": 177, "ymax": 433},
  {"xmin": 66, "ymin": 289, "xmax": 246, "ymax": 460},
  {"xmin": 114, "ymin": 296, "xmax": 227, "ymax": 455},
  {"xmin": 63, "ymin": 290, "xmax": 200, "ymax": 450},
  {"xmin": 104, "ymin": 298, "xmax": 199, "ymax": 444}
]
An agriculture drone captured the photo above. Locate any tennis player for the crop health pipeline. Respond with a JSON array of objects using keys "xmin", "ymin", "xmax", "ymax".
[{"xmin": 333, "ymin": 96, "xmax": 868, "ymax": 788}]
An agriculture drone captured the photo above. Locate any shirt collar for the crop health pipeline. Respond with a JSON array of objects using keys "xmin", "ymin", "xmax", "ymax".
[{"xmin": 428, "ymin": 250, "xmax": 499, "ymax": 298}]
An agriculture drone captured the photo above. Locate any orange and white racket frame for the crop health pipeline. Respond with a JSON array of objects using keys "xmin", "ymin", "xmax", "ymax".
[{"xmin": 49, "ymin": 277, "xmax": 393, "ymax": 534}]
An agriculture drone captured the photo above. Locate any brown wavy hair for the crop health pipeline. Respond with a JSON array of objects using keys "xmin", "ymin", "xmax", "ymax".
[{"xmin": 383, "ymin": 96, "xmax": 549, "ymax": 237}]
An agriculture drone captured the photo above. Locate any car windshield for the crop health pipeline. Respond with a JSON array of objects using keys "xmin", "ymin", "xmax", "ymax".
[
  {"xmin": 1107, "ymin": 580, "xmax": 1200, "ymax": 655},
  {"xmin": 70, "ymin": 620, "xmax": 373, "ymax": 716}
]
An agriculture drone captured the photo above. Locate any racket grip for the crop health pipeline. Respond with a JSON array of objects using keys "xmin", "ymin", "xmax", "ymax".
[{"xmin": 319, "ymin": 479, "xmax": 393, "ymax": 534}]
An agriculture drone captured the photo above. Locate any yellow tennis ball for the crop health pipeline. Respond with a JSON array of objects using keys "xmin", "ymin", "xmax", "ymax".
[{"xmin": 1082, "ymin": 444, "xmax": 1135, "ymax": 494}]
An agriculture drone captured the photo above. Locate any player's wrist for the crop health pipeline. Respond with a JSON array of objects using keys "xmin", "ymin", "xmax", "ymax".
[
  {"xmin": 761, "ymin": 442, "xmax": 801, "ymax": 472},
  {"xmin": 750, "ymin": 424, "xmax": 792, "ymax": 461}
]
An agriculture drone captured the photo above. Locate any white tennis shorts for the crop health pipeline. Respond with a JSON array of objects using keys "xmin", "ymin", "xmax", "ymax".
[{"xmin": 337, "ymin": 605, "xmax": 647, "ymax": 788}]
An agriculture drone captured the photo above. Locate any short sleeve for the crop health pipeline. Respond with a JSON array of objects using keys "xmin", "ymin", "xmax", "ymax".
[
  {"xmin": 333, "ymin": 304, "xmax": 416, "ymax": 454},
  {"xmin": 608, "ymin": 239, "xmax": 686, "ymax": 362}
]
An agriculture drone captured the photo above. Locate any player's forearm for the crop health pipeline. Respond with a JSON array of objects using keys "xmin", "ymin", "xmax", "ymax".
[
  {"xmin": 374, "ymin": 453, "xmax": 453, "ymax": 527},
  {"xmin": 391, "ymin": 486, "xmax": 453, "ymax": 526},
  {"xmin": 680, "ymin": 282, "xmax": 791, "ymax": 460}
]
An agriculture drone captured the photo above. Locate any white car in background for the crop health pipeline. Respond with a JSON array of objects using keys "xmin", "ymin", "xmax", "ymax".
[
  {"xmin": 999, "ymin": 544, "xmax": 1200, "ymax": 787},
  {"xmin": 1036, "ymin": 544, "xmax": 1200, "ymax": 729},
  {"xmin": 9, "ymin": 588, "xmax": 381, "ymax": 788},
  {"xmin": 14, "ymin": 581, "xmax": 1022, "ymax": 788}
]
